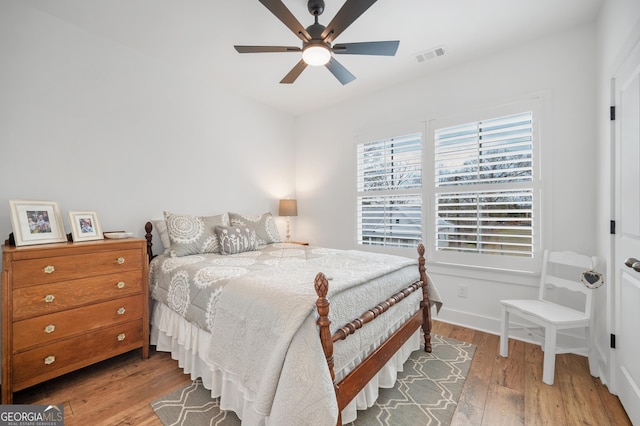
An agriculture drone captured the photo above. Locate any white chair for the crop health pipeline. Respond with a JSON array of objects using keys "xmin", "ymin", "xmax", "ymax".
[{"xmin": 499, "ymin": 250, "xmax": 599, "ymax": 385}]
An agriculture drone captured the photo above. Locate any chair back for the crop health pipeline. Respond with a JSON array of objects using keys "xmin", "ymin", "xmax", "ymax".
[{"xmin": 538, "ymin": 250, "xmax": 599, "ymax": 318}]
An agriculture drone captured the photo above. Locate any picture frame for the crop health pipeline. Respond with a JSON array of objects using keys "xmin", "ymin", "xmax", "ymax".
[
  {"xmin": 8, "ymin": 200, "xmax": 67, "ymax": 246},
  {"xmin": 68, "ymin": 211, "xmax": 104, "ymax": 242}
]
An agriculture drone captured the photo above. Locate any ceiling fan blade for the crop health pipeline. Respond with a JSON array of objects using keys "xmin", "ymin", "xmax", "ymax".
[
  {"xmin": 259, "ymin": 0, "xmax": 311, "ymax": 42},
  {"xmin": 280, "ymin": 59, "xmax": 308, "ymax": 84},
  {"xmin": 321, "ymin": 0, "xmax": 378, "ymax": 43},
  {"xmin": 332, "ymin": 41, "xmax": 399, "ymax": 56},
  {"xmin": 325, "ymin": 57, "xmax": 356, "ymax": 85},
  {"xmin": 235, "ymin": 45, "xmax": 301, "ymax": 53}
]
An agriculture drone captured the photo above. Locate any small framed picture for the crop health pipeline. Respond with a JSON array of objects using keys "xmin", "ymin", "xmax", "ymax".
[
  {"xmin": 9, "ymin": 200, "xmax": 67, "ymax": 246},
  {"xmin": 68, "ymin": 211, "xmax": 103, "ymax": 242}
]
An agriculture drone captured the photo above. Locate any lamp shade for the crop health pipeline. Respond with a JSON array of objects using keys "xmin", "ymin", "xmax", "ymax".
[{"xmin": 279, "ymin": 199, "xmax": 298, "ymax": 217}]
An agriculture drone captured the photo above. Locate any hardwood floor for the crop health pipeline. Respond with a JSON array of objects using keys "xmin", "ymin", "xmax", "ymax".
[
  {"xmin": 431, "ymin": 321, "xmax": 632, "ymax": 426},
  {"xmin": 9, "ymin": 320, "xmax": 631, "ymax": 425},
  {"xmin": 11, "ymin": 348, "xmax": 190, "ymax": 425}
]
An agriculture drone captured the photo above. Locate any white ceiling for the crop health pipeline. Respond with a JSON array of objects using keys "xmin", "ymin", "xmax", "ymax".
[{"xmin": 26, "ymin": 0, "xmax": 603, "ymax": 116}]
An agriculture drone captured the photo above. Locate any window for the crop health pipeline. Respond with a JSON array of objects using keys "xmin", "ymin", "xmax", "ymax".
[
  {"xmin": 357, "ymin": 133, "xmax": 423, "ymax": 248},
  {"xmin": 429, "ymin": 106, "xmax": 541, "ymax": 271}
]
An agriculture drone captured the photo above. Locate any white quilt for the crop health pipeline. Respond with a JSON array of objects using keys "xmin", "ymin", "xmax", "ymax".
[{"xmin": 150, "ymin": 243, "xmax": 440, "ymax": 425}]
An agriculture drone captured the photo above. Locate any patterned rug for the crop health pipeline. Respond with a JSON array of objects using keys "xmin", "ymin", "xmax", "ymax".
[{"xmin": 152, "ymin": 334, "xmax": 475, "ymax": 426}]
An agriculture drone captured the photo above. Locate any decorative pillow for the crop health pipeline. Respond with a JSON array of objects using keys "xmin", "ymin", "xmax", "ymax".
[
  {"xmin": 163, "ymin": 211, "xmax": 229, "ymax": 257},
  {"xmin": 152, "ymin": 219, "xmax": 171, "ymax": 254},
  {"xmin": 215, "ymin": 225, "xmax": 259, "ymax": 255},
  {"xmin": 228, "ymin": 212, "xmax": 282, "ymax": 245}
]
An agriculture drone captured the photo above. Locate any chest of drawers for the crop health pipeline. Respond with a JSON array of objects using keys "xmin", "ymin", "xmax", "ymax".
[{"xmin": 1, "ymin": 238, "xmax": 149, "ymax": 403}]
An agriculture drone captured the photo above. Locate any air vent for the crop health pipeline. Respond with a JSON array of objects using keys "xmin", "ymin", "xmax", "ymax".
[{"xmin": 415, "ymin": 46, "xmax": 445, "ymax": 63}]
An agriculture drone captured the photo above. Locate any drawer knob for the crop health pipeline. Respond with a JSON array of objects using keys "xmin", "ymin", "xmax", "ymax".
[
  {"xmin": 43, "ymin": 265, "xmax": 55, "ymax": 274},
  {"xmin": 44, "ymin": 324, "xmax": 55, "ymax": 334},
  {"xmin": 44, "ymin": 355, "xmax": 55, "ymax": 365},
  {"xmin": 44, "ymin": 294, "xmax": 55, "ymax": 303},
  {"xmin": 116, "ymin": 281, "xmax": 126, "ymax": 289},
  {"xmin": 117, "ymin": 307, "xmax": 126, "ymax": 315},
  {"xmin": 117, "ymin": 333, "xmax": 126, "ymax": 341},
  {"xmin": 116, "ymin": 257, "xmax": 125, "ymax": 265}
]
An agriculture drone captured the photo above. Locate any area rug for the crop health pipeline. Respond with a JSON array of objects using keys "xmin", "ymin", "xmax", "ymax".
[{"xmin": 152, "ymin": 334, "xmax": 475, "ymax": 426}]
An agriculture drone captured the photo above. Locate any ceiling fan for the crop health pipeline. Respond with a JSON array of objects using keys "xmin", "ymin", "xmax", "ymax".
[{"xmin": 234, "ymin": 0, "xmax": 399, "ymax": 85}]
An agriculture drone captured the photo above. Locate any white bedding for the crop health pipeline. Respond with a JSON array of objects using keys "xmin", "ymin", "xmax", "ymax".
[
  {"xmin": 151, "ymin": 301, "xmax": 421, "ymax": 424},
  {"xmin": 149, "ymin": 243, "xmax": 441, "ymax": 425}
]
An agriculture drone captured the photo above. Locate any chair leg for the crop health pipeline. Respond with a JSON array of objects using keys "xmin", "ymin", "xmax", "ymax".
[
  {"xmin": 542, "ymin": 325, "xmax": 557, "ymax": 385},
  {"xmin": 500, "ymin": 306, "xmax": 509, "ymax": 357}
]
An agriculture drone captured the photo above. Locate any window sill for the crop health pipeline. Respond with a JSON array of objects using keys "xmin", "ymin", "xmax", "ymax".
[{"xmin": 359, "ymin": 245, "xmax": 540, "ymax": 287}]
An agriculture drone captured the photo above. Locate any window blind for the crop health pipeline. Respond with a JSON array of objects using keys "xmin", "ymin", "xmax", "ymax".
[
  {"xmin": 434, "ymin": 112, "xmax": 534, "ymax": 257},
  {"xmin": 357, "ymin": 133, "xmax": 422, "ymax": 192},
  {"xmin": 358, "ymin": 194, "xmax": 422, "ymax": 247},
  {"xmin": 357, "ymin": 133, "xmax": 422, "ymax": 248}
]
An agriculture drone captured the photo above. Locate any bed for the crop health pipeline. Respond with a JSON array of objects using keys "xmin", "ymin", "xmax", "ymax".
[{"xmin": 144, "ymin": 212, "xmax": 442, "ymax": 425}]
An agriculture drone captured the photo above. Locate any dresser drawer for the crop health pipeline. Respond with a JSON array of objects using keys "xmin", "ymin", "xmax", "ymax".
[
  {"xmin": 13, "ymin": 295, "xmax": 144, "ymax": 352},
  {"xmin": 13, "ymin": 270, "xmax": 142, "ymax": 320},
  {"xmin": 11, "ymin": 249, "xmax": 143, "ymax": 288},
  {"xmin": 12, "ymin": 320, "xmax": 144, "ymax": 391}
]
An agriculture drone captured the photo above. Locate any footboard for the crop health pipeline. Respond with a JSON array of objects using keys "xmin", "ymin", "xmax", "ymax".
[{"xmin": 314, "ymin": 243, "xmax": 431, "ymax": 424}]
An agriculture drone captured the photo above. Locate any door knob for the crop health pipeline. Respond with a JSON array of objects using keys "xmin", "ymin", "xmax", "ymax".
[{"xmin": 625, "ymin": 258, "xmax": 640, "ymax": 272}]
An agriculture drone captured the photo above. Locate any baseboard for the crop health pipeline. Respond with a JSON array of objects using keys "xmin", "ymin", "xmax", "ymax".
[
  {"xmin": 434, "ymin": 307, "xmax": 501, "ymax": 337},
  {"xmin": 593, "ymin": 342, "xmax": 613, "ymax": 390}
]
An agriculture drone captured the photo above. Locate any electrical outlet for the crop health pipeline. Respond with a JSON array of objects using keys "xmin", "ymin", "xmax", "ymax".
[{"xmin": 457, "ymin": 284, "xmax": 468, "ymax": 298}]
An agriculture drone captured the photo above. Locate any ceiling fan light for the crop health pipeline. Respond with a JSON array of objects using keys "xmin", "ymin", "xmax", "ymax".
[{"xmin": 302, "ymin": 45, "xmax": 331, "ymax": 66}]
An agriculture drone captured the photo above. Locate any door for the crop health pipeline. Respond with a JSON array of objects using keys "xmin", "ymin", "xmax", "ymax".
[{"xmin": 614, "ymin": 37, "xmax": 640, "ymax": 424}]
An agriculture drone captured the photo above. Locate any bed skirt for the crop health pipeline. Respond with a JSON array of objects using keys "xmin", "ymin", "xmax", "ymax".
[{"xmin": 150, "ymin": 301, "xmax": 421, "ymax": 425}]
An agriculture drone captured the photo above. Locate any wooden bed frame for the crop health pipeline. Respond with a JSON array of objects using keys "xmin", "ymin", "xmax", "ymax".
[{"xmin": 144, "ymin": 221, "xmax": 432, "ymax": 425}]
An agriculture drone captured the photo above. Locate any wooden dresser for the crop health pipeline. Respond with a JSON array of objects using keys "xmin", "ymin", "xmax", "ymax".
[{"xmin": 1, "ymin": 238, "xmax": 149, "ymax": 404}]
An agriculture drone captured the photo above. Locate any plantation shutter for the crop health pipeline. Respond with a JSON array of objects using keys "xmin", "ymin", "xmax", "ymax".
[
  {"xmin": 434, "ymin": 112, "xmax": 534, "ymax": 257},
  {"xmin": 357, "ymin": 133, "xmax": 422, "ymax": 248}
]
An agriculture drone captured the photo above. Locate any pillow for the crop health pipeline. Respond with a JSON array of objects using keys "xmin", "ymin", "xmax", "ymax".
[
  {"xmin": 228, "ymin": 212, "xmax": 281, "ymax": 245},
  {"xmin": 215, "ymin": 225, "xmax": 259, "ymax": 255},
  {"xmin": 152, "ymin": 219, "xmax": 171, "ymax": 254},
  {"xmin": 164, "ymin": 211, "xmax": 229, "ymax": 257}
]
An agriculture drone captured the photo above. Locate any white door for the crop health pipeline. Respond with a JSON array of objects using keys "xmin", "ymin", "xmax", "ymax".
[{"xmin": 614, "ymin": 37, "xmax": 640, "ymax": 424}]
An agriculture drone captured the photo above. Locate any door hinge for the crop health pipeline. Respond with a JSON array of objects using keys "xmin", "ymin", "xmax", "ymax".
[
  {"xmin": 611, "ymin": 333, "xmax": 616, "ymax": 349},
  {"xmin": 610, "ymin": 106, "xmax": 616, "ymax": 121},
  {"xmin": 610, "ymin": 220, "xmax": 616, "ymax": 235}
]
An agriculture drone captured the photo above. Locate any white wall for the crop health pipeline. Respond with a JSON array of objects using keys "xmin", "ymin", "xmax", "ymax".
[
  {"xmin": 595, "ymin": 0, "xmax": 640, "ymax": 391},
  {"xmin": 295, "ymin": 25, "xmax": 599, "ymax": 343},
  {"xmin": 0, "ymin": 2, "xmax": 297, "ymax": 252}
]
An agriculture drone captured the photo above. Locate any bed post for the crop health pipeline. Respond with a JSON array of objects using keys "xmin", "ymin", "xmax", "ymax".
[
  {"xmin": 417, "ymin": 243, "xmax": 432, "ymax": 352},
  {"xmin": 314, "ymin": 272, "xmax": 341, "ymax": 424},
  {"xmin": 144, "ymin": 221, "xmax": 155, "ymax": 262}
]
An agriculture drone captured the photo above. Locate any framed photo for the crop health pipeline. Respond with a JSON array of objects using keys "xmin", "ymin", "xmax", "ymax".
[
  {"xmin": 68, "ymin": 211, "xmax": 103, "ymax": 242},
  {"xmin": 9, "ymin": 200, "xmax": 67, "ymax": 246}
]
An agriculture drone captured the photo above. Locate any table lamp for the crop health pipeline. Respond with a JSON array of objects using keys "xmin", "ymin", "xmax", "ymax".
[{"xmin": 278, "ymin": 199, "xmax": 298, "ymax": 243}]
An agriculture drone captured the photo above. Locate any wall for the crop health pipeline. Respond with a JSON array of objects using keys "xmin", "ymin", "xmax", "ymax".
[
  {"xmin": 0, "ymin": 2, "xmax": 297, "ymax": 252},
  {"xmin": 295, "ymin": 25, "xmax": 598, "ymax": 347}
]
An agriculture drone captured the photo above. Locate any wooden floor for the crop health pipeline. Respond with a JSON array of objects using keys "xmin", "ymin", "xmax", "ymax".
[
  {"xmin": 433, "ymin": 321, "xmax": 632, "ymax": 426},
  {"xmin": 10, "ymin": 320, "xmax": 631, "ymax": 426}
]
